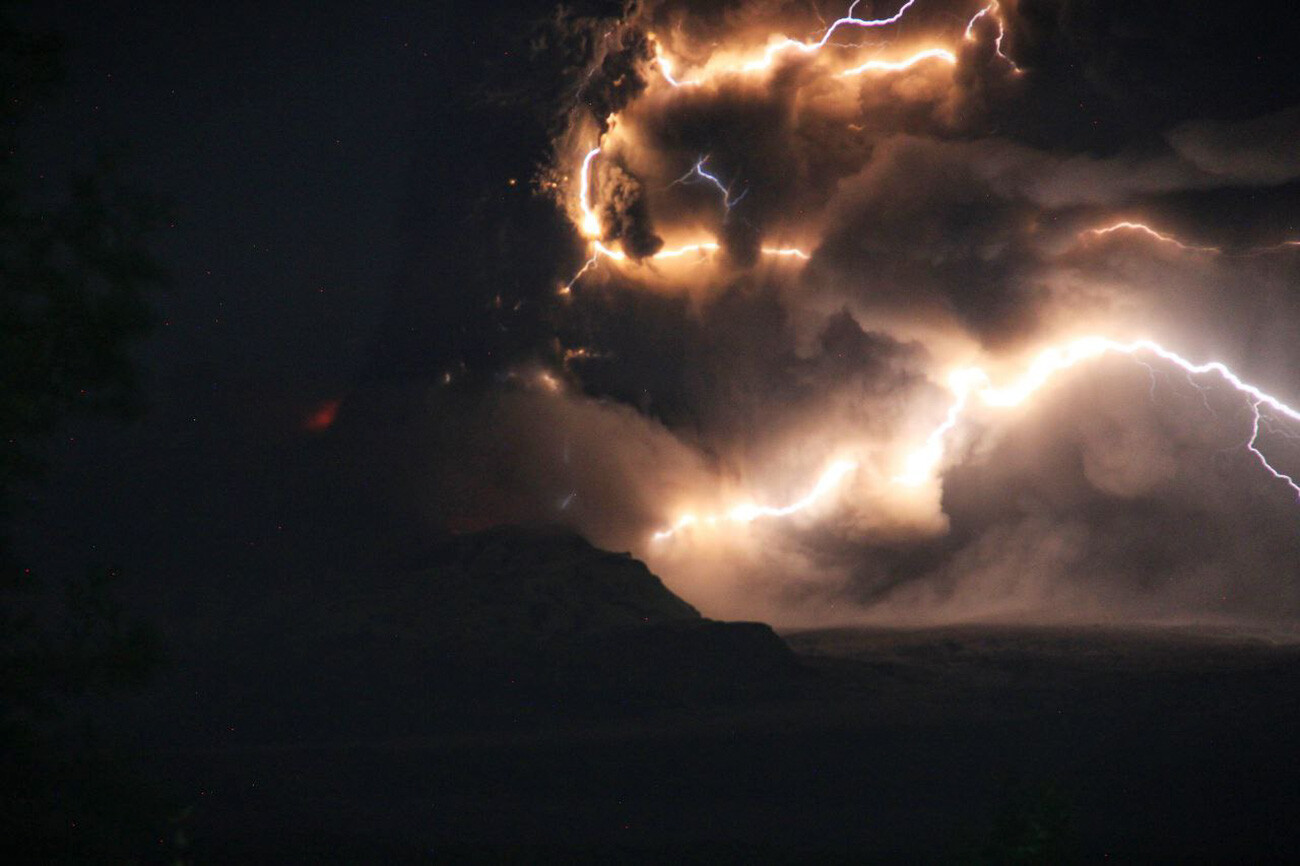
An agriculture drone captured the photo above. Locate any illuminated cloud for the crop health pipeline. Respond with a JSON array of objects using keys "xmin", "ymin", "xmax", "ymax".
[
  {"xmin": 1168, "ymin": 105, "xmax": 1300, "ymax": 185},
  {"xmin": 441, "ymin": 0, "xmax": 1300, "ymax": 625}
]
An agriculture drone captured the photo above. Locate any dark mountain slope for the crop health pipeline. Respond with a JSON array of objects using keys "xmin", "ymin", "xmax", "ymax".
[{"xmin": 144, "ymin": 526, "xmax": 797, "ymax": 743}]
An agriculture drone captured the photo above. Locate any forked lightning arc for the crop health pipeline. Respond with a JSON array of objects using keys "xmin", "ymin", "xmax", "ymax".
[
  {"xmin": 653, "ymin": 339, "xmax": 1300, "ymax": 540},
  {"xmin": 546, "ymin": 1, "xmax": 1300, "ymax": 540},
  {"xmin": 561, "ymin": 0, "xmax": 1016, "ymax": 291}
]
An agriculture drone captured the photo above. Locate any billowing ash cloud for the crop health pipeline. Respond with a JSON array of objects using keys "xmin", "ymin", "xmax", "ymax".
[
  {"xmin": 596, "ymin": 159, "xmax": 664, "ymax": 258},
  {"xmin": 1168, "ymin": 105, "xmax": 1300, "ymax": 186},
  {"xmin": 419, "ymin": 0, "xmax": 1300, "ymax": 626}
]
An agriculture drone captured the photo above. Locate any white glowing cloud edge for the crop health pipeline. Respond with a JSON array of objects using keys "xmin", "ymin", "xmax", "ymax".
[{"xmin": 547, "ymin": 1, "xmax": 1300, "ymax": 540}]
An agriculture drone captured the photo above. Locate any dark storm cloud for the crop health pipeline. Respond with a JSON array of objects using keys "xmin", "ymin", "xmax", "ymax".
[
  {"xmin": 408, "ymin": 0, "xmax": 1300, "ymax": 625},
  {"xmin": 597, "ymin": 159, "xmax": 665, "ymax": 258},
  {"xmin": 813, "ymin": 134, "xmax": 1048, "ymax": 344},
  {"xmin": 896, "ymin": 360, "xmax": 1300, "ymax": 622},
  {"xmin": 581, "ymin": 26, "xmax": 656, "ymax": 129},
  {"xmin": 1168, "ymin": 105, "xmax": 1300, "ymax": 186},
  {"xmin": 557, "ymin": 272, "xmax": 930, "ymax": 460}
]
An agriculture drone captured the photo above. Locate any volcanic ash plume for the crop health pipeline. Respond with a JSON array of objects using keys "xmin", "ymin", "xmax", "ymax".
[{"xmin": 450, "ymin": 0, "xmax": 1300, "ymax": 626}]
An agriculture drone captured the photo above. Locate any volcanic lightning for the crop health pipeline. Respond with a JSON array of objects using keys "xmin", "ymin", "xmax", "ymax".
[
  {"xmin": 577, "ymin": 145, "xmax": 602, "ymax": 238},
  {"xmin": 562, "ymin": 1, "xmax": 1025, "ymax": 290},
  {"xmin": 1248, "ymin": 402, "xmax": 1300, "ymax": 497},
  {"xmin": 838, "ymin": 47, "xmax": 956, "ymax": 77},
  {"xmin": 898, "ymin": 337, "xmax": 1300, "ymax": 493},
  {"xmin": 549, "ymin": 2, "xmax": 1300, "ymax": 550},
  {"xmin": 652, "ymin": 459, "xmax": 858, "ymax": 541},
  {"xmin": 672, "ymin": 155, "xmax": 748, "ymax": 212},
  {"xmin": 1082, "ymin": 221, "xmax": 1222, "ymax": 254},
  {"xmin": 650, "ymin": 0, "xmax": 924, "ymax": 88},
  {"xmin": 654, "ymin": 337, "xmax": 1300, "ymax": 541},
  {"xmin": 562, "ymin": 144, "xmax": 810, "ymax": 292},
  {"xmin": 964, "ymin": 1, "xmax": 1020, "ymax": 71}
]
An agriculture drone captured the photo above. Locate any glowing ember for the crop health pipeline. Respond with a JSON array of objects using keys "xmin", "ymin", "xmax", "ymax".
[{"xmin": 304, "ymin": 398, "xmax": 341, "ymax": 433}]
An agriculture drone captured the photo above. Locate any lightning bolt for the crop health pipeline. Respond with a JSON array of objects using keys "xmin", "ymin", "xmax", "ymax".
[
  {"xmin": 652, "ymin": 0, "xmax": 1022, "ymax": 88},
  {"xmin": 1241, "ymin": 239, "xmax": 1300, "ymax": 257},
  {"xmin": 672, "ymin": 155, "xmax": 748, "ymax": 211},
  {"xmin": 760, "ymin": 246, "xmax": 813, "ymax": 260},
  {"xmin": 964, "ymin": 2, "xmax": 1021, "ymax": 72},
  {"xmin": 559, "ymin": 250, "xmax": 600, "ymax": 295},
  {"xmin": 577, "ymin": 145, "xmax": 603, "ymax": 238},
  {"xmin": 652, "ymin": 459, "xmax": 858, "ymax": 541},
  {"xmin": 896, "ymin": 337, "xmax": 1300, "ymax": 496},
  {"xmin": 655, "ymin": 338, "xmax": 1300, "ymax": 541},
  {"xmin": 789, "ymin": 0, "xmax": 922, "ymax": 51},
  {"xmin": 562, "ymin": 145, "xmax": 809, "ymax": 292},
  {"xmin": 839, "ymin": 47, "xmax": 956, "ymax": 77},
  {"xmin": 1077, "ymin": 222, "xmax": 1300, "ymax": 258},
  {"xmin": 555, "ymin": 5, "xmax": 1300, "ymax": 545},
  {"xmin": 1247, "ymin": 402, "xmax": 1300, "ymax": 497},
  {"xmin": 562, "ymin": 239, "xmax": 811, "ymax": 292},
  {"xmin": 963, "ymin": 3, "xmax": 994, "ymax": 38},
  {"xmin": 556, "ymin": 147, "xmax": 610, "ymax": 294},
  {"xmin": 1082, "ymin": 221, "xmax": 1221, "ymax": 254},
  {"xmin": 651, "ymin": 0, "xmax": 925, "ymax": 88},
  {"xmin": 894, "ymin": 367, "xmax": 979, "ymax": 486}
]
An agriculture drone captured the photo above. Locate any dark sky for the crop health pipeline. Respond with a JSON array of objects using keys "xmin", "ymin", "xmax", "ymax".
[
  {"xmin": 14, "ymin": 0, "xmax": 1300, "ymax": 627},
  {"xmin": 25, "ymin": 2, "xmax": 477, "ymax": 393},
  {"xmin": 13, "ymin": 0, "xmax": 536, "ymax": 613}
]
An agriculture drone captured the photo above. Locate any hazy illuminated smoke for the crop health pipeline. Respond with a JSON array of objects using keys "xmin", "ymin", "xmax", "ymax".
[{"xmin": 544, "ymin": 1, "xmax": 1300, "ymax": 550}]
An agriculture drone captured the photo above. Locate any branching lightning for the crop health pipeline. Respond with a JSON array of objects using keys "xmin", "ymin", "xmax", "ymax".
[
  {"xmin": 550, "ymin": 5, "xmax": 1300, "ymax": 546},
  {"xmin": 563, "ymin": 2, "xmax": 1027, "ymax": 291},
  {"xmin": 964, "ymin": 1, "xmax": 1021, "ymax": 72},
  {"xmin": 1083, "ymin": 221, "xmax": 1222, "ymax": 254},
  {"xmin": 561, "ymin": 145, "xmax": 809, "ymax": 292},
  {"xmin": 672, "ymin": 155, "xmax": 748, "ymax": 211},
  {"xmin": 650, "ymin": 0, "xmax": 1020, "ymax": 89},
  {"xmin": 651, "ymin": 0, "xmax": 924, "ymax": 88},
  {"xmin": 1247, "ymin": 401, "xmax": 1300, "ymax": 498},
  {"xmin": 563, "ymin": 2, "xmax": 1028, "ymax": 291},
  {"xmin": 1077, "ymin": 222, "xmax": 1300, "ymax": 258},
  {"xmin": 655, "ymin": 338, "xmax": 1300, "ymax": 541},
  {"xmin": 895, "ymin": 337, "xmax": 1300, "ymax": 494}
]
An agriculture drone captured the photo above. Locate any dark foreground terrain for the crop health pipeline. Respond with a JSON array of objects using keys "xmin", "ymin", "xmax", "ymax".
[
  {"xmin": 154, "ymin": 625, "xmax": 1300, "ymax": 864},
  {"xmin": 12, "ymin": 531, "xmax": 1300, "ymax": 863}
]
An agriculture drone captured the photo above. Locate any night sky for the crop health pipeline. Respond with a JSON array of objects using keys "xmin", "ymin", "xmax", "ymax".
[
  {"xmin": 15, "ymin": 0, "xmax": 1300, "ymax": 628},
  {"xmin": 14, "ymin": 0, "xmax": 555, "ymax": 618}
]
